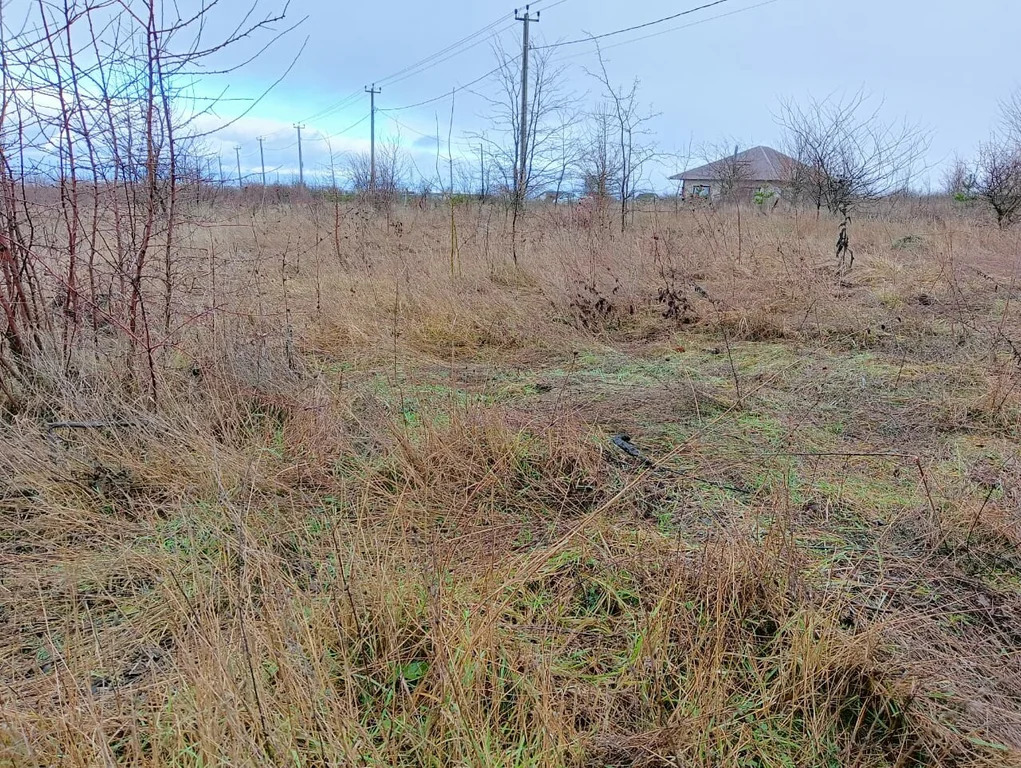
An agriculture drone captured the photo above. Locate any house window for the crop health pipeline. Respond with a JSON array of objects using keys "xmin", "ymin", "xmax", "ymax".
[{"xmin": 691, "ymin": 184, "xmax": 711, "ymax": 198}]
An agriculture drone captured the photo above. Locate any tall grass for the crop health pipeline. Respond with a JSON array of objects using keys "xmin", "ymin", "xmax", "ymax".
[{"xmin": 2, "ymin": 198, "xmax": 1020, "ymax": 766}]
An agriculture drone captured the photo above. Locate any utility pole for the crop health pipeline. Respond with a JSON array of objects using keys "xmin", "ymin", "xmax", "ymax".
[
  {"xmin": 514, "ymin": 5, "xmax": 539, "ymax": 208},
  {"xmin": 294, "ymin": 123, "xmax": 306, "ymax": 186},
  {"xmin": 257, "ymin": 137, "xmax": 267, "ymax": 187},
  {"xmin": 217, "ymin": 155, "xmax": 224, "ymax": 188},
  {"xmin": 235, "ymin": 145, "xmax": 243, "ymax": 188},
  {"xmin": 365, "ymin": 84, "xmax": 381, "ymax": 192}
]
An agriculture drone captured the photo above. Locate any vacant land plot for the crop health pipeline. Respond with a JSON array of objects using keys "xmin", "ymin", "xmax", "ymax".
[{"xmin": 2, "ymin": 201, "xmax": 1020, "ymax": 766}]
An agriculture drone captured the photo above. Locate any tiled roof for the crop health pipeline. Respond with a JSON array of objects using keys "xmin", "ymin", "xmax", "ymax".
[{"xmin": 670, "ymin": 146, "xmax": 798, "ymax": 181}]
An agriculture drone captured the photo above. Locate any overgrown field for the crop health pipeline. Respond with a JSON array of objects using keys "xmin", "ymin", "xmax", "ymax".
[{"xmin": 2, "ymin": 200, "xmax": 1020, "ymax": 766}]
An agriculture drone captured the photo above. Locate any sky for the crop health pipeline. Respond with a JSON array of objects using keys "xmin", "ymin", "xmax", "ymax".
[{"xmin": 64, "ymin": 0, "xmax": 1021, "ymax": 190}]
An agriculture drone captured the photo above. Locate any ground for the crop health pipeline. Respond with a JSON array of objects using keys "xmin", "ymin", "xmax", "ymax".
[{"xmin": 1, "ymin": 200, "xmax": 1020, "ymax": 766}]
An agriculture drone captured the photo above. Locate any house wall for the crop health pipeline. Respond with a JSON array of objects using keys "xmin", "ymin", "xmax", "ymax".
[
  {"xmin": 683, "ymin": 179, "xmax": 786, "ymax": 201},
  {"xmin": 682, "ymin": 179, "xmax": 716, "ymax": 199}
]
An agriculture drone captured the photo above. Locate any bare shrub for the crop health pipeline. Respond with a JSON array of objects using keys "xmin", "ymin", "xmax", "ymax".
[
  {"xmin": 476, "ymin": 40, "xmax": 576, "ymax": 260},
  {"xmin": 1002, "ymin": 87, "xmax": 1021, "ymax": 143},
  {"xmin": 941, "ymin": 154, "xmax": 978, "ymax": 201},
  {"xmin": 778, "ymin": 90, "xmax": 930, "ymax": 215},
  {"xmin": 696, "ymin": 141, "xmax": 754, "ymax": 202},
  {"xmin": 579, "ymin": 106, "xmax": 622, "ymax": 202},
  {"xmin": 344, "ymin": 137, "xmax": 409, "ymax": 206},
  {"xmin": 586, "ymin": 42, "xmax": 658, "ymax": 232},
  {"xmin": 975, "ymin": 141, "xmax": 1021, "ymax": 228},
  {"xmin": 0, "ymin": 0, "xmax": 293, "ymax": 409}
]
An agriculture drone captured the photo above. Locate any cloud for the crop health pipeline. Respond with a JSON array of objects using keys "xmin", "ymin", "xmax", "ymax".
[
  {"xmin": 413, "ymin": 135, "xmax": 440, "ymax": 149},
  {"xmin": 183, "ymin": 112, "xmax": 375, "ymax": 180}
]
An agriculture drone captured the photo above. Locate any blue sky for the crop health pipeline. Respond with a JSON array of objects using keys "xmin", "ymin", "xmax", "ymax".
[{"xmin": 187, "ymin": 0, "xmax": 1020, "ymax": 190}]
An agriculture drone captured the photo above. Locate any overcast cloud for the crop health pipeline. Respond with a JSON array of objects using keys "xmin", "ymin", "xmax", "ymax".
[{"xmin": 98, "ymin": 0, "xmax": 1021, "ymax": 189}]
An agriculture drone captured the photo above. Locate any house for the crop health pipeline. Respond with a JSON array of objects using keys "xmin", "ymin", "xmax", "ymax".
[
  {"xmin": 543, "ymin": 190, "xmax": 577, "ymax": 204},
  {"xmin": 670, "ymin": 145, "xmax": 800, "ymax": 202}
]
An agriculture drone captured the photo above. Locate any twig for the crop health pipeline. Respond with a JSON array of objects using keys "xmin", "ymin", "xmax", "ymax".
[
  {"xmin": 770, "ymin": 450, "xmax": 918, "ymax": 459},
  {"xmin": 609, "ymin": 433, "xmax": 753, "ymax": 495},
  {"xmin": 965, "ymin": 483, "xmax": 998, "ymax": 551},
  {"xmin": 915, "ymin": 457, "xmax": 943, "ymax": 542},
  {"xmin": 46, "ymin": 420, "xmax": 136, "ymax": 431},
  {"xmin": 45, "ymin": 420, "xmax": 140, "ymax": 446},
  {"xmin": 329, "ymin": 524, "xmax": 364, "ymax": 641},
  {"xmin": 721, "ymin": 320, "xmax": 742, "ymax": 406},
  {"xmin": 550, "ymin": 351, "xmax": 579, "ymax": 427},
  {"xmin": 694, "ymin": 282, "xmax": 742, "ymax": 406}
]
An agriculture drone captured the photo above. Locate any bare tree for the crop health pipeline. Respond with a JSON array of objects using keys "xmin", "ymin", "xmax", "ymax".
[
  {"xmin": 967, "ymin": 93, "xmax": 1021, "ymax": 227},
  {"xmin": 975, "ymin": 141, "xmax": 1021, "ymax": 228},
  {"xmin": 475, "ymin": 41, "xmax": 575, "ymax": 260},
  {"xmin": 1001, "ymin": 87, "xmax": 1021, "ymax": 143},
  {"xmin": 586, "ymin": 42, "xmax": 658, "ymax": 232},
  {"xmin": 695, "ymin": 141, "xmax": 756, "ymax": 201},
  {"xmin": 344, "ymin": 152, "xmax": 372, "ymax": 195},
  {"xmin": 345, "ymin": 137, "xmax": 408, "ymax": 204},
  {"xmin": 449, "ymin": 157, "xmax": 478, "ymax": 197},
  {"xmin": 941, "ymin": 154, "xmax": 977, "ymax": 201},
  {"xmin": 778, "ymin": 90, "xmax": 930, "ymax": 215},
  {"xmin": 550, "ymin": 112, "xmax": 583, "ymax": 203},
  {"xmin": 579, "ymin": 105, "xmax": 622, "ymax": 200}
]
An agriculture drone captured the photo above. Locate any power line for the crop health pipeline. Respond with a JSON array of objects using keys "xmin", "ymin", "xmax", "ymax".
[
  {"xmin": 380, "ymin": 59, "xmax": 516, "ymax": 112},
  {"xmin": 208, "ymin": 0, "xmax": 772, "ymax": 158},
  {"xmin": 387, "ymin": 114, "xmax": 435, "ymax": 139},
  {"xmin": 214, "ymin": 2, "xmax": 568, "ymax": 150},
  {"xmin": 293, "ymin": 17, "xmax": 514, "ymax": 130},
  {"xmin": 532, "ymin": 0, "xmax": 570, "ymax": 10},
  {"xmin": 257, "ymin": 88, "xmax": 364, "ymax": 143},
  {"xmin": 375, "ymin": 13, "xmax": 513, "ymax": 88},
  {"xmin": 369, "ymin": 1, "xmax": 574, "ymax": 108},
  {"xmin": 309, "ymin": 113, "xmax": 372, "ymax": 143},
  {"xmin": 380, "ymin": 0, "xmax": 764, "ymax": 114},
  {"xmin": 558, "ymin": 0, "xmax": 779, "ymax": 58},
  {"xmin": 372, "ymin": 0, "xmax": 571, "ymax": 89},
  {"xmin": 535, "ymin": 0, "xmax": 734, "ymax": 49},
  {"xmin": 328, "ymin": 113, "xmax": 370, "ymax": 140},
  {"xmin": 289, "ymin": 20, "xmax": 511, "ymax": 132},
  {"xmin": 380, "ymin": 21, "xmax": 518, "ymax": 89},
  {"xmin": 284, "ymin": 10, "xmax": 530, "ymax": 135},
  {"xmin": 299, "ymin": 89, "xmax": 363, "ymax": 124},
  {"xmin": 609, "ymin": 0, "xmax": 779, "ymax": 49}
]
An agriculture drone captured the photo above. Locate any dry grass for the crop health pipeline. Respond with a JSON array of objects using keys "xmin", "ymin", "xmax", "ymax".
[{"xmin": 2, "ymin": 199, "xmax": 1021, "ymax": 766}]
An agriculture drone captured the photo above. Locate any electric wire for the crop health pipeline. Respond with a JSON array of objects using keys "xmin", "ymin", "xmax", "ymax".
[{"xmin": 534, "ymin": 0, "xmax": 734, "ymax": 49}]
